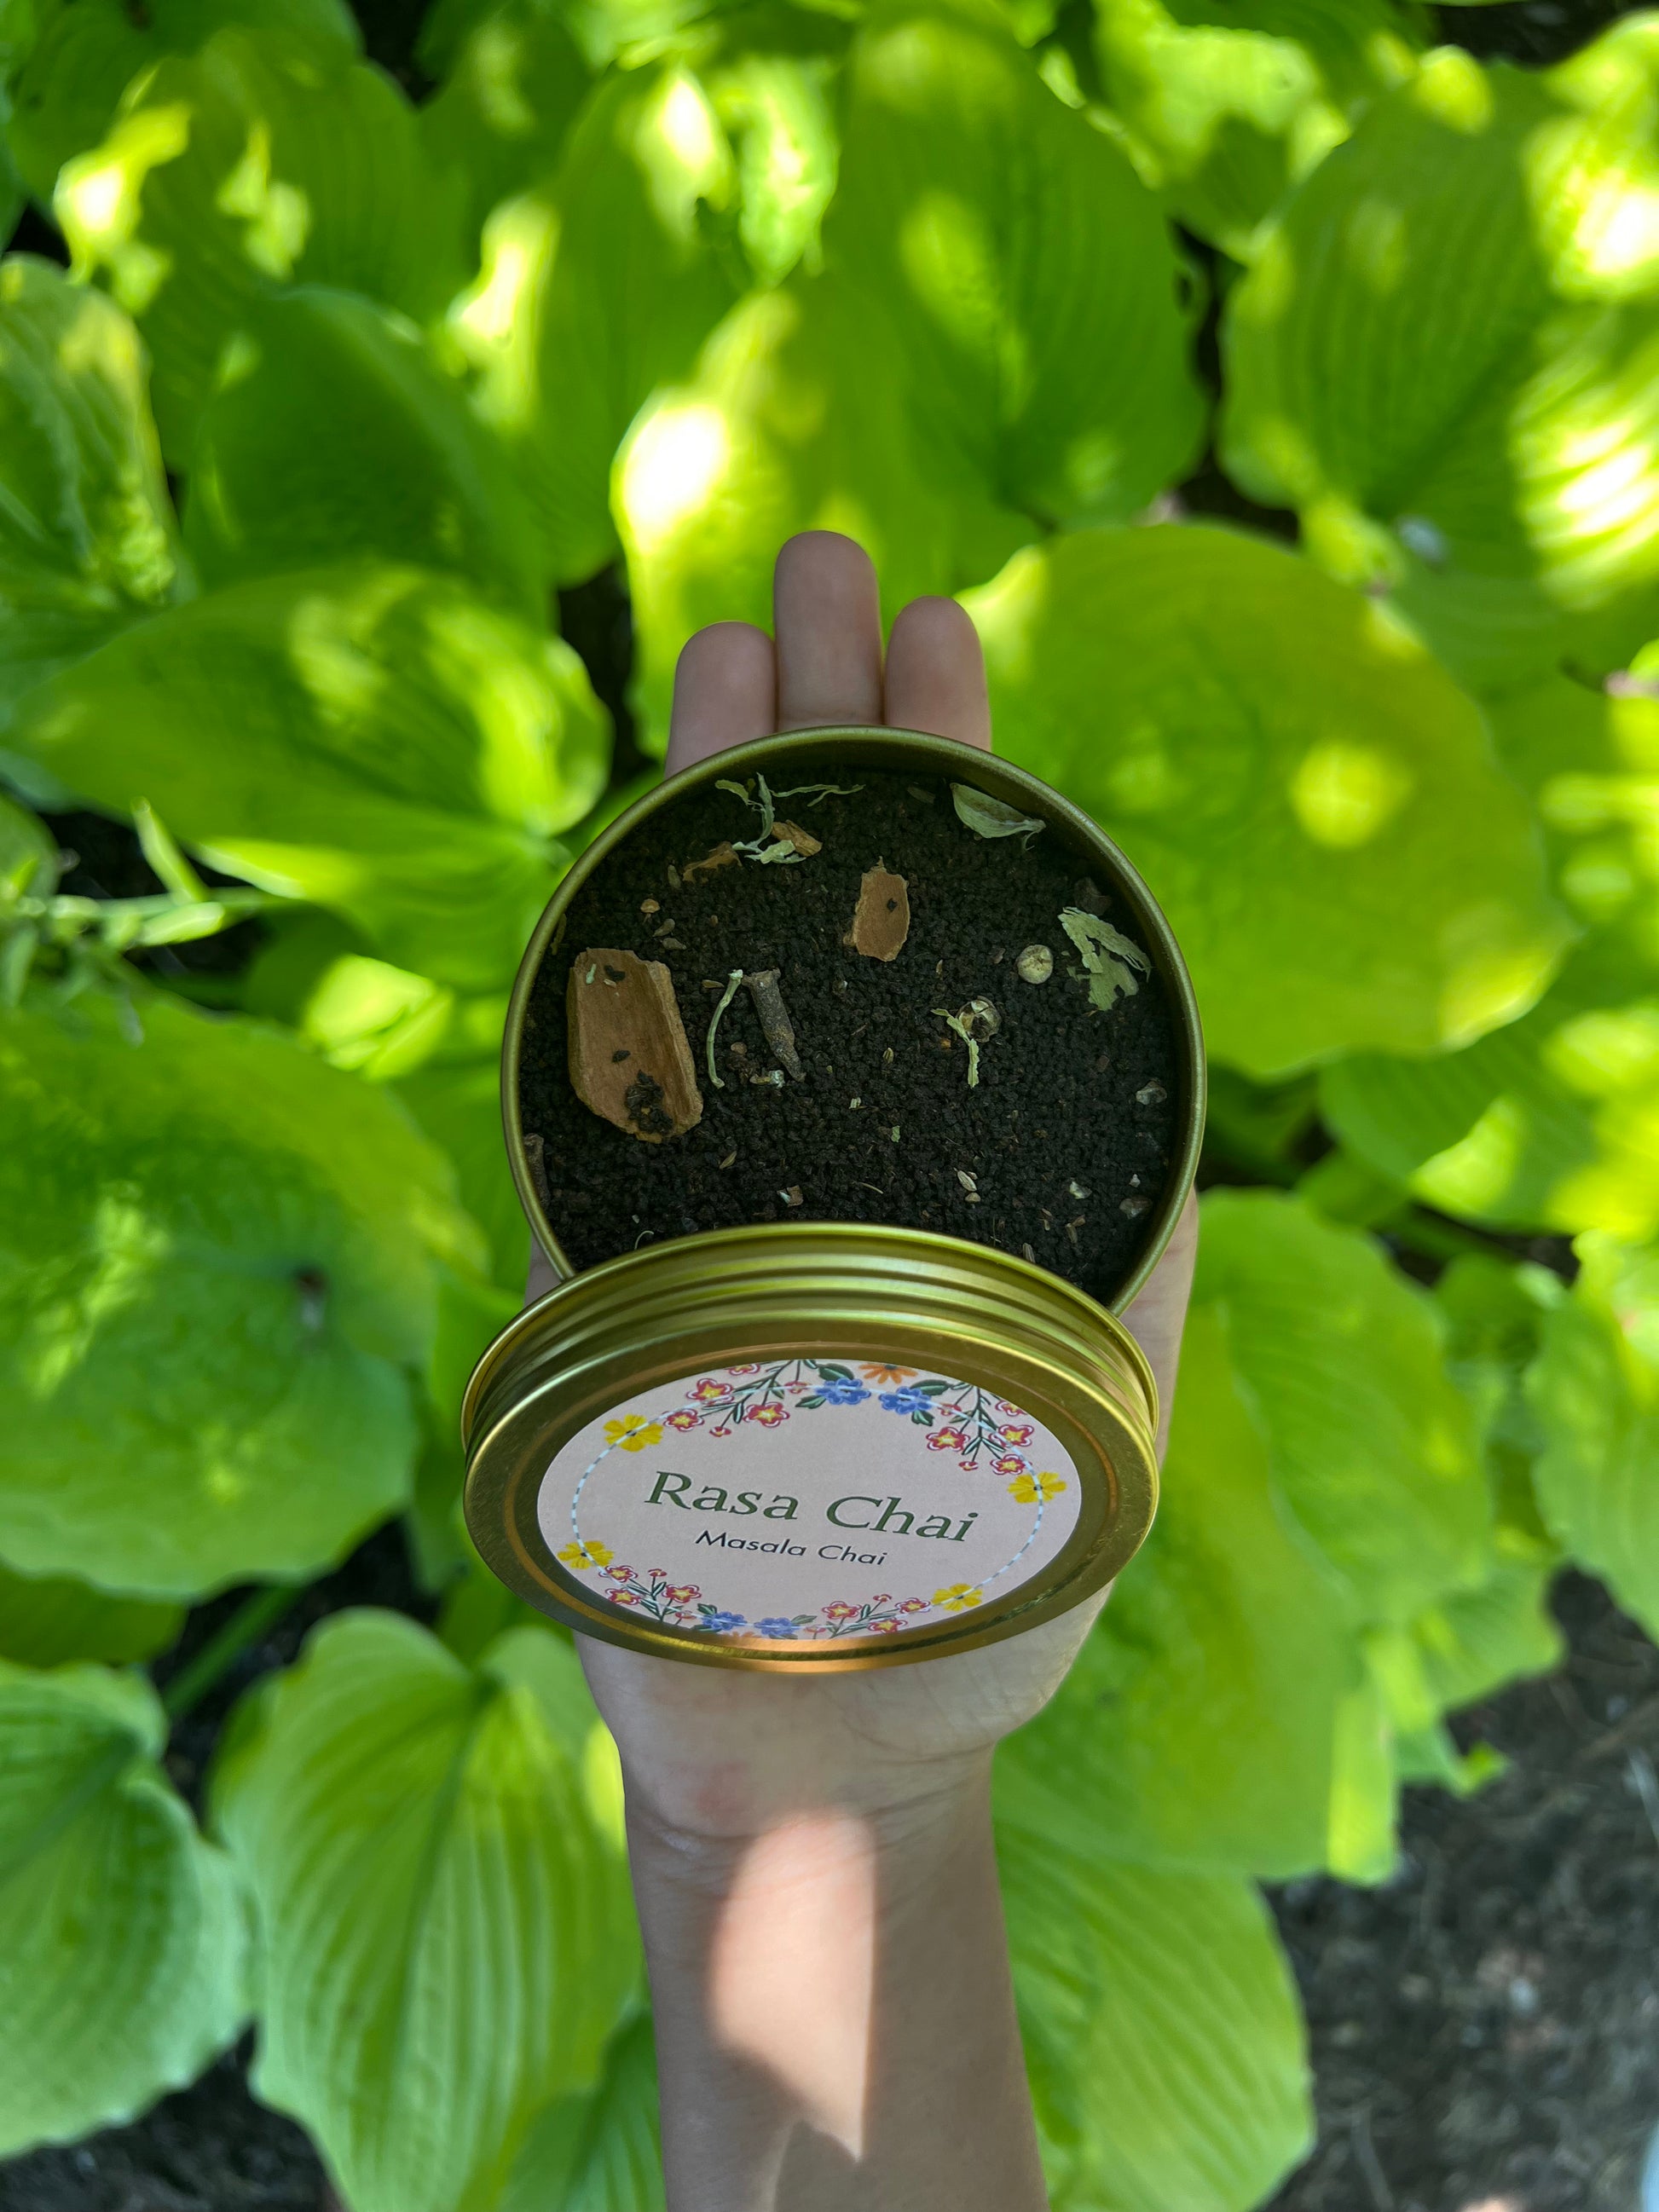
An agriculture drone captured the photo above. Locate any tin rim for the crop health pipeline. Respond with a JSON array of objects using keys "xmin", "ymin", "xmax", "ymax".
[{"xmin": 501, "ymin": 726, "xmax": 1205, "ymax": 1315}]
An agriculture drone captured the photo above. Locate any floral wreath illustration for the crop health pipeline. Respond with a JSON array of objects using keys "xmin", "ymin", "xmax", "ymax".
[{"xmin": 552, "ymin": 1359, "xmax": 1070, "ymax": 1640}]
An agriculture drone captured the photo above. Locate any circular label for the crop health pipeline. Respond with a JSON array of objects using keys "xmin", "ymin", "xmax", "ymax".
[{"xmin": 536, "ymin": 1355, "xmax": 1083, "ymax": 1647}]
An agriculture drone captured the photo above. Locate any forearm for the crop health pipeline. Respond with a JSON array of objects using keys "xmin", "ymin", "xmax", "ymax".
[{"xmin": 627, "ymin": 1757, "xmax": 1048, "ymax": 2212}]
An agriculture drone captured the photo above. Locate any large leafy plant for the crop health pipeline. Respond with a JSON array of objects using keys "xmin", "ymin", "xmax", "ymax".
[{"xmin": 1, "ymin": 1, "xmax": 1654, "ymax": 2204}]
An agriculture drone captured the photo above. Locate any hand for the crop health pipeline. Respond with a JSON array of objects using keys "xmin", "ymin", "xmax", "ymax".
[{"xmin": 529, "ymin": 533, "xmax": 1198, "ymax": 2211}]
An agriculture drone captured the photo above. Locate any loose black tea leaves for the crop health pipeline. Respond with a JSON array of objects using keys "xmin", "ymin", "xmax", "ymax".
[{"xmin": 523, "ymin": 767, "xmax": 1178, "ymax": 1303}]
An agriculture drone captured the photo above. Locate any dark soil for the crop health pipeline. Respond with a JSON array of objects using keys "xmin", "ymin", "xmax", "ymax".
[
  {"xmin": 1269, "ymin": 1570, "xmax": 1659, "ymax": 2212},
  {"xmin": 520, "ymin": 766, "xmax": 1181, "ymax": 1303}
]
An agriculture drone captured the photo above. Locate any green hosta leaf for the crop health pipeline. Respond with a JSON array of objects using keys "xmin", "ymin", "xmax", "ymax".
[
  {"xmin": 1528, "ymin": 1232, "xmax": 1659, "ymax": 1637},
  {"xmin": 1221, "ymin": 24, "xmax": 1659, "ymax": 690},
  {"xmin": 184, "ymin": 288, "xmax": 547, "ymax": 616},
  {"xmin": 1488, "ymin": 655, "xmax": 1659, "ymax": 956},
  {"xmin": 966, "ymin": 523, "xmax": 1568, "ymax": 1074},
  {"xmin": 1092, "ymin": 0, "xmax": 1422, "ymax": 261},
  {"xmin": 996, "ymin": 1304, "xmax": 1389, "ymax": 1880},
  {"xmin": 212, "ymin": 1611, "xmax": 639, "ymax": 2212},
  {"xmin": 1199, "ymin": 1191, "xmax": 1489, "ymax": 1627},
  {"xmin": 9, "ymin": 0, "xmax": 358, "ymax": 203},
  {"xmin": 496, "ymin": 2013, "xmax": 664, "ymax": 2212},
  {"xmin": 0, "ymin": 256, "xmax": 188, "ymax": 725},
  {"xmin": 699, "ymin": 7, "xmax": 847, "ymax": 290},
  {"xmin": 0, "ymin": 1660, "xmax": 246, "ymax": 2152},
  {"xmin": 395, "ymin": 1042, "xmax": 530, "ymax": 1293},
  {"xmin": 56, "ymin": 26, "xmax": 465, "ymax": 461},
  {"xmin": 420, "ymin": 0, "xmax": 593, "ymax": 249},
  {"xmin": 620, "ymin": 273, "xmax": 1029, "ymax": 749},
  {"xmin": 451, "ymin": 61, "xmax": 743, "ymax": 586},
  {"xmin": 1321, "ymin": 935, "xmax": 1659, "ymax": 1241},
  {"xmin": 0, "ymin": 989, "xmax": 482, "ymax": 1597},
  {"xmin": 824, "ymin": 0, "xmax": 1204, "ymax": 526},
  {"xmin": 1000, "ymin": 1831, "xmax": 1310, "ymax": 2212},
  {"xmin": 0, "ymin": 1561, "xmax": 182, "ymax": 1666},
  {"xmin": 0, "ymin": 787, "xmax": 55, "ymax": 895},
  {"xmin": 12, "ymin": 562, "xmax": 610, "ymax": 990}
]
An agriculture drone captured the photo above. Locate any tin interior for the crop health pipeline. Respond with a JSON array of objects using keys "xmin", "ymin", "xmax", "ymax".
[{"xmin": 503, "ymin": 726, "xmax": 1205, "ymax": 1315}]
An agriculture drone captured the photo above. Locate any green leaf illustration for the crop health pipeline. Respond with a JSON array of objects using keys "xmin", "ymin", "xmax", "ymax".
[
  {"xmin": 824, "ymin": 0, "xmax": 1205, "ymax": 526},
  {"xmin": 56, "ymin": 26, "xmax": 465, "ymax": 460},
  {"xmin": 1221, "ymin": 23, "xmax": 1659, "ymax": 689},
  {"xmin": 212, "ymin": 1612, "xmax": 639, "ymax": 2212},
  {"xmin": 0, "ymin": 1660, "xmax": 246, "ymax": 2153},
  {"xmin": 184, "ymin": 287, "xmax": 547, "ymax": 616},
  {"xmin": 1001, "ymin": 1830, "xmax": 1311, "ymax": 2212},
  {"xmin": 0, "ymin": 989, "xmax": 483, "ymax": 1597},
  {"xmin": 0, "ymin": 257, "xmax": 188, "ymax": 728},
  {"xmin": 11, "ymin": 562, "xmax": 610, "ymax": 990},
  {"xmin": 968, "ymin": 523, "xmax": 1569, "ymax": 1074}
]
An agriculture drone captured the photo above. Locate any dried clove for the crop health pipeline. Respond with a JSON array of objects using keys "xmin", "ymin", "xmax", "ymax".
[{"xmin": 743, "ymin": 968, "xmax": 805, "ymax": 1081}]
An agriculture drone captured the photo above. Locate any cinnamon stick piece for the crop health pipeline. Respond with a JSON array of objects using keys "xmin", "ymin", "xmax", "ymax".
[
  {"xmin": 844, "ymin": 863, "xmax": 910, "ymax": 961},
  {"xmin": 567, "ymin": 950, "xmax": 702, "ymax": 1142}
]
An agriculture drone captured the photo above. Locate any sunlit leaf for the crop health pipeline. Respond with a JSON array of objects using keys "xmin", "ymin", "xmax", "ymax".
[
  {"xmin": 1528, "ymin": 1231, "xmax": 1659, "ymax": 1639},
  {"xmin": 1486, "ymin": 651, "xmax": 1659, "ymax": 960},
  {"xmin": 620, "ymin": 272, "xmax": 1028, "ymax": 748},
  {"xmin": 700, "ymin": 7, "xmax": 847, "ymax": 289},
  {"xmin": 185, "ymin": 286, "xmax": 547, "ymax": 615},
  {"xmin": 212, "ymin": 1611, "xmax": 639, "ymax": 2212},
  {"xmin": 12, "ymin": 562, "xmax": 610, "ymax": 990},
  {"xmin": 1199, "ymin": 1190, "xmax": 1491, "ymax": 1628},
  {"xmin": 9, "ymin": 0, "xmax": 357, "ymax": 203},
  {"xmin": 421, "ymin": 0, "xmax": 593, "ymax": 248},
  {"xmin": 0, "ymin": 255, "xmax": 188, "ymax": 725},
  {"xmin": 1091, "ymin": 0, "xmax": 1422, "ymax": 260},
  {"xmin": 496, "ymin": 2013, "xmax": 664, "ymax": 2212},
  {"xmin": 997, "ymin": 1302, "xmax": 1388, "ymax": 1880},
  {"xmin": 0, "ymin": 1660, "xmax": 246, "ymax": 2152},
  {"xmin": 1221, "ymin": 23, "xmax": 1659, "ymax": 690},
  {"xmin": 56, "ymin": 26, "xmax": 465, "ymax": 460},
  {"xmin": 967, "ymin": 523, "xmax": 1569, "ymax": 1074},
  {"xmin": 451, "ymin": 61, "xmax": 743, "ymax": 586},
  {"xmin": 0, "ymin": 988, "xmax": 483, "ymax": 1597},
  {"xmin": 824, "ymin": 0, "xmax": 1205, "ymax": 525},
  {"xmin": 1000, "ymin": 1830, "xmax": 1311, "ymax": 2212},
  {"xmin": 1321, "ymin": 934, "xmax": 1659, "ymax": 1241},
  {"xmin": 0, "ymin": 1561, "xmax": 182, "ymax": 1666}
]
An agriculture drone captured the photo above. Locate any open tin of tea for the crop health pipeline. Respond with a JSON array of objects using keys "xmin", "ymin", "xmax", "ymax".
[{"xmin": 463, "ymin": 728, "xmax": 1205, "ymax": 1672}]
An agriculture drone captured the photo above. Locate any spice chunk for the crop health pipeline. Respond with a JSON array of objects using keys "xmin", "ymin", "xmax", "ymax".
[
  {"xmin": 844, "ymin": 863, "xmax": 910, "ymax": 961},
  {"xmin": 567, "ymin": 949, "xmax": 702, "ymax": 1142}
]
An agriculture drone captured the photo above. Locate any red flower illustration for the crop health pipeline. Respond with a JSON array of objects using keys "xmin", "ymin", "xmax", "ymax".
[
  {"xmin": 747, "ymin": 1402, "xmax": 789, "ymax": 1426},
  {"xmin": 664, "ymin": 1408, "xmax": 702, "ymax": 1430},
  {"xmin": 927, "ymin": 1426, "xmax": 968, "ymax": 1453}
]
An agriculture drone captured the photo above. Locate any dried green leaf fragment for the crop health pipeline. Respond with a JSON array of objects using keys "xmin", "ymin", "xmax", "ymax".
[
  {"xmin": 1060, "ymin": 907, "xmax": 1150, "ymax": 1010},
  {"xmin": 951, "ymin": 783, "xmax": 1046, "ymax": 846}
]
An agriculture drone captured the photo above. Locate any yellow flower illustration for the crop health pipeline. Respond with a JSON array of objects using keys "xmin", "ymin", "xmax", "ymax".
[
  {"xmin": 933, "ymin": 1584, "xmax": 984, "ymax": 1613},
  {"xmin": 558, "ymin": 1540, "xmax": 613, "ymax": 1570},
  {"xmin": 604, "ymin": 1416, "xmax": 663, "ymax": 1453},
  {"xmin": 1007, "ymin": 1471, "xmax": 1067, "ymax": 1505}
]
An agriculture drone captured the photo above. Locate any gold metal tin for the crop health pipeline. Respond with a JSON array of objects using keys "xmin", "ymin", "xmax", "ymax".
[{"xmin": 463, "ymin": 727, "xmax": 1205, "ymax": 1672}]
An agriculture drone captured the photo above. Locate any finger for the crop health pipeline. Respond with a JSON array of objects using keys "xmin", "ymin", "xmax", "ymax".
[
  {"xmin": 666, "ymin": 621, "xmax": 777, "ymax": 775},
  {"xmin": 882, "ymin": 596, "xmax": 991, "ymax": 750},
  {"xmin": 773, "ymin": 531, "xmax": 883, "ymax": 731}
]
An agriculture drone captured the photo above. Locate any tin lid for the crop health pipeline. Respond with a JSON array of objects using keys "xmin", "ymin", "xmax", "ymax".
[{"xmin": 463, "ymin": 1222, "xmax": 1158, "ymax": 1672}]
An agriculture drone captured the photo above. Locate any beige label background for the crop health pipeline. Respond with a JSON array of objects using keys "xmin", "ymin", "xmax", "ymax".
[{"xmin": 535, "ymin": 1356, "xmax": 1082, "ymax": 1644}]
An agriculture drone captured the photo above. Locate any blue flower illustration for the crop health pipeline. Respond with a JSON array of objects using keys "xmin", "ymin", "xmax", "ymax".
[
  {"xmin": 816, "ymin": 1380, "xmax": 870, "ymax": 1406},
  {"xmin": 699, "ymin": 1610, "xmax": 747, "ymax": 1633},
  {"xmin": 879, "ymin": 1387, "xmax": 933, "ymax": 1417},
  {"xmin": 754, "ymin": 1618, "xmax": 801, "ymax": 1638}
]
